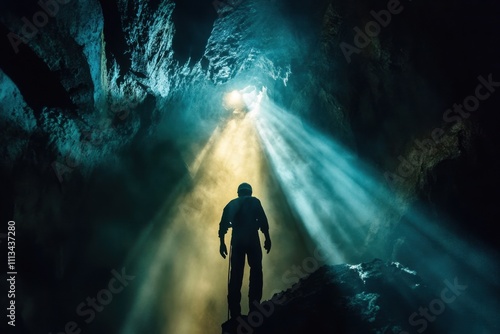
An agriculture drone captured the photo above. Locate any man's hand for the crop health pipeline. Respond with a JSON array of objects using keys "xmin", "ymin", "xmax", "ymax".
[
  {"xmin": 220, "ymin": 243, "xmax": 228, "ymax": 259},
  {"xmin": 264, "ymin": 239, "xmax": 272, "ymax": 254}
]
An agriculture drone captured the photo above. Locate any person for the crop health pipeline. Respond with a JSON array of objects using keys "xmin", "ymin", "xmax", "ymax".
[{"xmin": 218, "ymin": 182, "xmax": 272, "ymax": 319}]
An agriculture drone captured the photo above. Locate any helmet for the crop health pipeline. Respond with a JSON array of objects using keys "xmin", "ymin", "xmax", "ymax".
[{"xmin": 237, "ymin": 182, "xmax": 252, "ymax": 195}]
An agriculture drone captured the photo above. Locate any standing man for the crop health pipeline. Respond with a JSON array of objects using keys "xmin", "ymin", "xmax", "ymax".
[{"xmin": 219, "ymin": 182, "xmax": 272, "ymax": 319}]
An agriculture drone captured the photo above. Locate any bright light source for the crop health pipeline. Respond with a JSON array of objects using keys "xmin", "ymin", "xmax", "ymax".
[
  {"xmin": 223, "ymin": 86, "xmax": 265, "ymax": 114},
  {"xmin": 228, "ymin": 90, "xmax": 241, "ymax": 104},
  {"xmin": 223, "ymin": 90, "xmax": 246, "ymax": 113}
]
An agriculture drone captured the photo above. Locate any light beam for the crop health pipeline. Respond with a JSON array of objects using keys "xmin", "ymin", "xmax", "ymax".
[
  {"xmin": 121, "ymin": 110, "xmax": 309, "ymax": 334},
  {"xmin": 121, "ymin": 88, "xmax": 498, "ymax": 334}
]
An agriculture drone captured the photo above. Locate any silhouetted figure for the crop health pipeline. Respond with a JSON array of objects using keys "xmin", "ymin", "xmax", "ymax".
[{"xmin": 219, "ymin": 183, "xmax": 272, "ymax": 319}]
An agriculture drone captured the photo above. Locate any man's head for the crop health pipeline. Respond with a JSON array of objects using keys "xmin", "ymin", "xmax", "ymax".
[{"xmin": 237, "ymin": 182, "xmax": 252, "ymax": 197}]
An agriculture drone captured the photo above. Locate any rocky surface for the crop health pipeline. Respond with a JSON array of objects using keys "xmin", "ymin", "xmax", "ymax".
[{"xmin": 222, "ymin": 259, "xmax": 461, "ymax": 334}]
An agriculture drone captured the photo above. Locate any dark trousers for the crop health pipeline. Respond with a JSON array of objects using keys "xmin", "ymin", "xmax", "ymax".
[{"xmin": 228, "ymin": 236, "xmax": 263, "ymax": 318}]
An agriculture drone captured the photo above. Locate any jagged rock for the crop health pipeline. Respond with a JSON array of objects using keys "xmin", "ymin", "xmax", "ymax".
[{"xmin": 222, "ymin": 259, "xmax": 451, "ymax": 334}]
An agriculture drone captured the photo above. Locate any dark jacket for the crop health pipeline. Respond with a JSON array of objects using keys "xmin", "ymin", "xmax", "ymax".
[{"xmin": 218, "ymin": 196, "xmax": 269, "ymax": 244}]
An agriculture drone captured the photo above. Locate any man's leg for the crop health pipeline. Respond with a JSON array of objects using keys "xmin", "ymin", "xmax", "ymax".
[
  {"xmin": 228, "ymin": 245, "xmax": 245, "ymax": 318},
  {"xmin": 247, "ymin": 240, "xmax": 263, "ymax": 312}
]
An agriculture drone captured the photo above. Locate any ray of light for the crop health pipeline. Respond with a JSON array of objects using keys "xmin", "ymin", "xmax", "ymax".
[
  {"xmin": 252, "ymin": 95, "xmax": 399, "ymax": 263},
  {"xmin": 121, "ymin": 111, "xmax": 309, "ymax": 334},
  {"xmin": 251, "ymin": 92, "xmax": 499, "ymax": 333},
  {"xmin": 121, "ymin": 88, "xmax": 498, "ymax": 334}
]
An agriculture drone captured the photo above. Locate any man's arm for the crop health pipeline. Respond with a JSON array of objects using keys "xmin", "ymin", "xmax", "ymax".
[
  {"xmin": 219, "ymin": 235, "xmax": 228, "ymax": 259},
  {"xmin": 263, "ymin": 229, "xmax": 272, "ymax": 254},
  {"xmin": 257, "ymin": 200, "xmax": 272, "ymax": 253},
  {"xmin": 218, "ymin": 206, "xmax": 230, "ymax": 259}
]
